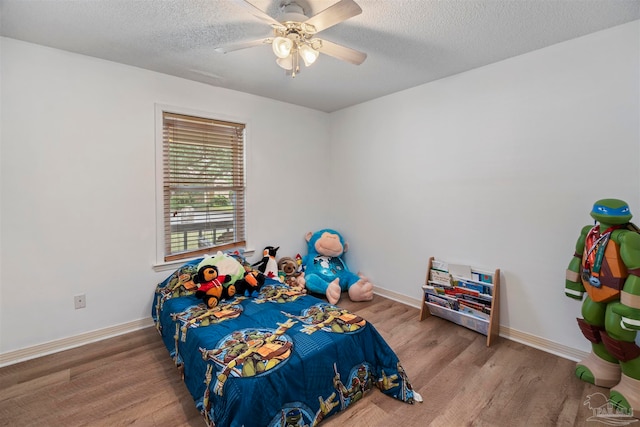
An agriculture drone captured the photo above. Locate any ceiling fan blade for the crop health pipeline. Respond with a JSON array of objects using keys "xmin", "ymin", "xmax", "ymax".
[
  {"xmin": 304, "ymin": 0, "xmax": 362, "ymax": 33},
  {"xmin": 316, "ymin": 39, "xmax": 366, "ymax": 65},
  {"xmin": 214, "ymin": 38, "xmax": 272, "ymax": 54},
  {"xmin": 230, "ymin": 0, "xmax": 284, "ymax": 28}
]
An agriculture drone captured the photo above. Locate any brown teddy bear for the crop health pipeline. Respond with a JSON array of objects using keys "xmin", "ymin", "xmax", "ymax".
[{"xmin": 277, "ymin": 256, "xmax": 306, "ymax": 291}]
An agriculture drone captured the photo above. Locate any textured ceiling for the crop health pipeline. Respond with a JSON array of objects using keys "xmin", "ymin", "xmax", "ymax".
[{"xmin": 1, "ymin": 0, "xmax": 639, "ymax": 112}]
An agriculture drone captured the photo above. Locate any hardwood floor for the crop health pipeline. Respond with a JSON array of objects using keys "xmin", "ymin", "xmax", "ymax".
[{"xmin": 0, "ymin": 295, "xmax": 608, "ymax": 426}]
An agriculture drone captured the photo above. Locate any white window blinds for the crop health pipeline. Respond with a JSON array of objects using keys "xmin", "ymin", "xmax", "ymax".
[{"xmin": 162, "ymin": 112, "xmax": 246, "ymax": 262}]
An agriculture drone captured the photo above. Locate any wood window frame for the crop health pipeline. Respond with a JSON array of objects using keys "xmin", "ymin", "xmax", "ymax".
[{"xmin": 155, "ymin": 105, "xmax": 247, "ymax": 264}]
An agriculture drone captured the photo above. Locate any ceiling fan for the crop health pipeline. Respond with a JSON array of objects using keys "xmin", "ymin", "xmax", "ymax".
[{"xmin": 215, "ymin": 0, "xmax": 367, "ymax": 77}]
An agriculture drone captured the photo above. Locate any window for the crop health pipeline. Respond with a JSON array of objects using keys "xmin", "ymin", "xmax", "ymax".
[{"xmin": 160, "ymin": 110, "xmax": 246, "ymax": 262}]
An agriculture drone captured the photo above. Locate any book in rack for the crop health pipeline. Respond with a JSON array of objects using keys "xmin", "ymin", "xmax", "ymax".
[{"xmin": 419, "ymin": 256, "xmax": 501, "ymax": 346}]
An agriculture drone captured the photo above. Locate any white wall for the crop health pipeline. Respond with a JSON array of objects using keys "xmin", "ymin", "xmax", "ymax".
[
  {"xmin": 1, "ymin": 20, "xmax": 638, "ymax": 362},
  {"xmin": 328, "ymin": 21, "xmax": 640, "ymax": 355},
  {"xmin": 0, "ymin": 38, "xmax": 329, "ymax": 355}
]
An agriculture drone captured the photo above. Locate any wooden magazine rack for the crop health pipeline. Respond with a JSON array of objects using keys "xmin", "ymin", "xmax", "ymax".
[{"xmin": 419, "ymin": 256, "xmax": 501, "ymax": 346}]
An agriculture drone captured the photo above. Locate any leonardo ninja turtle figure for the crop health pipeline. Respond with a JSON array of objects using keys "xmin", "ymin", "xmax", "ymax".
[{"xmin": 566, "ymin": 198, "xmax": 640, "ymax": 415}]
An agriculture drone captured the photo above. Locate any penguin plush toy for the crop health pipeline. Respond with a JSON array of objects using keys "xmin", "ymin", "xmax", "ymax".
[{"xmin": 252, "ymin": 246, "xmax": 280, "ymax": 280}]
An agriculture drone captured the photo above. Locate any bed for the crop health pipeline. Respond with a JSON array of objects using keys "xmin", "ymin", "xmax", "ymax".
[{"xmin": 152, "ymin": 255, "xmax": 419, "ymax": 427}]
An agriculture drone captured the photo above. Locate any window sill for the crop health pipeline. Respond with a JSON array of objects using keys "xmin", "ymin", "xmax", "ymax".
[{"xmin": 152, "ymin": 248, "xmax": 255, "ymax": 273}]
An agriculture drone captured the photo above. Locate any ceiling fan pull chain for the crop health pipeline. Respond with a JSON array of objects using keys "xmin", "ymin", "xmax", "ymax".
[{"xmin": 292, "ymin": 49, "xmax": 299, "ymax": 77}]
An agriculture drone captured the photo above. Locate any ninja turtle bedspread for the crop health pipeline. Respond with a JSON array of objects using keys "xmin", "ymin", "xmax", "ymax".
[{"xmin": 152, "ymin": 259, "xmax": 418, "ymax": 427}]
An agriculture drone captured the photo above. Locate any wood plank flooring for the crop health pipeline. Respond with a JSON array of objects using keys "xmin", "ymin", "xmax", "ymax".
[{"xmin": 0, "ymin": 295, "xmax": 608, "ymax": 426}]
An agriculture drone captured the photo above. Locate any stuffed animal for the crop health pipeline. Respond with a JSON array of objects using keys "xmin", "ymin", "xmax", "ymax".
[
  {"xmin": 253, "ymin": 246, "xmax": 280, "ymax": 280},
  {"xmin": 278, "ymin": 256, "xmax": 306, "ymax": 290},
  {"xmin": 192, "ymin": 258, "xmax": 233, "ymax": 308},
  {"xmin": 199, "ymin": 251, "xmax": 265, "ymax": 300},
  {"xmin": 240, "ymin": 263, "xmax": 268, "ymax": 297},
  {"xmin": 302, "ymin": 229, "xmax": 374, "ymax": 304}
]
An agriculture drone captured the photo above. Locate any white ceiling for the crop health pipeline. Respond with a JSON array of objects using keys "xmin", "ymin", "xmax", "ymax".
[{"xmin": 1, "ymin": 0, "xmax": 638, "ymax": 112}]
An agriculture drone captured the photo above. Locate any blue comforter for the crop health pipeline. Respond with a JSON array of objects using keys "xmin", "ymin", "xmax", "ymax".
[{"xmin": 153, "ymin": 259, "xmax": 417, "ymax": 427}]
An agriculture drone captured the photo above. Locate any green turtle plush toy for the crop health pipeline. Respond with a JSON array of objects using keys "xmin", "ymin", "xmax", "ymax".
[
  {"xmin": 565, "ymin": 199, "xmax": 640, "ymax": 416},
  {"xmin": 195, "ymin": 251, "xmax": 265, "ymax": 302}
]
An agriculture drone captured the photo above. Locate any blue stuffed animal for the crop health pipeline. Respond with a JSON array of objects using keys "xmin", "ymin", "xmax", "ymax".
[{"xmin": 302, "ymin": 229, "xmax": 374, "ymax": 304}]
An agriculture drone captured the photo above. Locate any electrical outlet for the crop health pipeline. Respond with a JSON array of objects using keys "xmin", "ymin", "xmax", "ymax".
[{"xmin": 74, "ymin": 294, "xmax": 86, "ymax": 309}]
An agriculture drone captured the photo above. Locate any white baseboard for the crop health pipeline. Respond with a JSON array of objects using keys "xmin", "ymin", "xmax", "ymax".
[
  {"xmin": 0, "ymin": 289, "xmax": 589, "ymax": 368},
  {"xmin": 373, "ymin": 286, "xmax": 423, "ymax": 309},
  {"xmin": 373, "ymin": 286, "xmax": 588, "ymax": 363},
  {"xmin": 498, "ymin": 325, "xmax": 588, "ymax": 362},
  {"xmin": 0, "ymin": 317, "xmax": 154, "ymax": 368}
]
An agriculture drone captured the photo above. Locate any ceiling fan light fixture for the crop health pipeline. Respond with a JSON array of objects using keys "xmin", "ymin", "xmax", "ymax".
[
  {"xmin": 276, "ymin": 55, "xmax": 293, "ymax": 70},
  {"xmin": 299, "ymin": 43, "xmax": 319, "ymax": 66},
  {"xmin": 272, "ymin": 36, "xmax": 293, "ymax": 58},
  {"xmin": 220, "ymin": 0, "xmax": 367, "ymax": 77}
]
